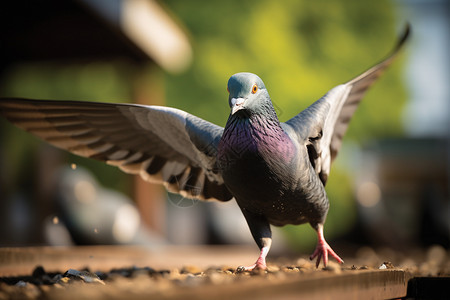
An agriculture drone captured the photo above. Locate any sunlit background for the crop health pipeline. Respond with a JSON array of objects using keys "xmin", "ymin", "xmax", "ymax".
[{"xmin": 0, "ymin": 0, "xmax": 448, "ymax": 258}]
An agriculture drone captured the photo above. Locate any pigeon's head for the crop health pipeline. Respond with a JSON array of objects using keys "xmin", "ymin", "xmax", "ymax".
[{"xmin": 227, "ymin": 73, "xmax": 272, "ymax": 116}]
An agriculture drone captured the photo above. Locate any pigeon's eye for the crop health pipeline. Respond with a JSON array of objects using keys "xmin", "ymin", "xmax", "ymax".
[
  {"xmin": 251, "ymin": 84, "xmax": 258, "ymax": 94},
  {"xmin": 227, "ymin": 87, "xmax": 229, "ymax": 93}
]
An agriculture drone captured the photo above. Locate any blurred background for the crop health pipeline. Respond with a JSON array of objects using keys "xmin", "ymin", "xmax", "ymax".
[{"xmin": 0, "ymin": 0, "xmax": 448, "ymax": 258}]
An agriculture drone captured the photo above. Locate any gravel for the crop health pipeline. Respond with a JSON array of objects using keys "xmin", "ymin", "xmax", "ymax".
[{"xmin": 0, "ymin": 245, "xmax": 449, "ymax": 299}]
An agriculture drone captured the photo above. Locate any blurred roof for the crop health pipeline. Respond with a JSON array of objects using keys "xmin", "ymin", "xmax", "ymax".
[{"xmin": 0, "ymin": 0, "xmax": 192, "ymax": 73}]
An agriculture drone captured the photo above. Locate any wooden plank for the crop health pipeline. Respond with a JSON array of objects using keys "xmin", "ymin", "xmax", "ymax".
[
  {"xmin": 0, "ymin": 246, "xmax": 411, "ymax": 299},
  {"xmin": 0, "ymin": 245, "xmax": 256, "ymax": 276}
]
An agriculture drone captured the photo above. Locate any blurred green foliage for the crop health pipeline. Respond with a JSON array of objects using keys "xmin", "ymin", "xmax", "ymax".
[
  {"xmin": 164, "ymin": 0, "xmax": 406, "ymax": 137},
  {"xmin": 0, "ymin": 0, "xmax": 407, "ymax": 250},
  {"xmin": 1, "ymin": 62, "xmax": 134, "ymax": 101},
  {"xmin": 0, "ymin": 61, "xmax": 138, "ymax": 194}
]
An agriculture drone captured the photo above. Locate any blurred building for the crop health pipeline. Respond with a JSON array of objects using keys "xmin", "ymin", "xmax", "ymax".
[
  {"xmin": 353, "ymin": 0, "xmax": 450, "ymax": 250},
  {"xmin": 0, "ymin": 0, "xmax": 191, "ymax": 72},
  {"xmin": 355, "ymin": 138, "xmax": 449, "ymax": 249},
  {"xmin": 0, "ymin": 0, "xmax": 192, "ymax": 245}
]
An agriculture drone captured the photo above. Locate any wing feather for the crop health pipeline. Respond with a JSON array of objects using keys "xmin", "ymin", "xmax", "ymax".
[
  {"xmin": 0, "ymin": 98, "xmax": 232, "ymax": 201},
  {"xmin": 285, "ymin": 25, "xmax": 410, "ymax": 185}
]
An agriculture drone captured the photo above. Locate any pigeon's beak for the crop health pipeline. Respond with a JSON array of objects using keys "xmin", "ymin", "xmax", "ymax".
[{"xmin": 231, "ymin": 97, "xmax": 246, "ymax": 115}]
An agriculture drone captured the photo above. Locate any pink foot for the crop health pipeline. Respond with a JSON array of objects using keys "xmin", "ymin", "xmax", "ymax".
[
  {"xmin": 310, "ymin": 224, "xmax": 344, "ymax": 268},
  {"xmin": 239, "ymin": 246, "xmax": 269, "ymax": 271}
]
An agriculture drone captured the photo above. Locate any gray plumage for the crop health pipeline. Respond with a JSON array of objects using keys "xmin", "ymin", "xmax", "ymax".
[{"xmin": 0, "ymin": 25, "xmax": 409, "ymax": 269}]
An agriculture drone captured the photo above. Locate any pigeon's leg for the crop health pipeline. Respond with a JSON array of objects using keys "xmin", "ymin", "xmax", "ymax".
[
  {"xmin": 310, "ymin": 223, "xmax": 344, "ymax": 268},
  {"xmin": 241, "ymin": 209, "xmax": 272, "ymax": 270},
  {"xmin": 242, "ymin": 238, "xmax": 271, "ymax": 271}
]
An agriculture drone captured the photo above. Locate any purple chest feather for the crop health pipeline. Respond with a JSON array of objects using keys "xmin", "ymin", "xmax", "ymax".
[{"xmin": 217, "ymin": 114, "xmax": 296, "ymax": 175}]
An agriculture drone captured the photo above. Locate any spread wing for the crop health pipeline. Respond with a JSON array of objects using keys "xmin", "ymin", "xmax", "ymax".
[
  {"xmin": 0, "ymin": 98, "xmax": 232, "ymax": 201},
  {"xmin": 285, "ymin": 24, "xmax": 410, "ymax": 185}
]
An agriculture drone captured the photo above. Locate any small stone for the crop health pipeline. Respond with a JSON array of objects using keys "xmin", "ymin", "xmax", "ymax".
[
  {"xmin": 144, "ymin": 267, "xmax": 157, "ymax": 276},
  {"xmin": 158, "ymin": 269, "xmax": 171, "ymax": 278},
  {"xmin": 235, "ymin": 266, "xmax": 246, "ymax": 274},
  {"xmin": 283, "ymin": 266, "xmax": 300, "ymax": 273},
  {"xmin": 180, "ymin": 265, "xmax": 202, "ymax": 274},
  {"xmin": 32, "ymin": 266, "xmax": 46, "ymax": 278},
  {"xmin": 30, "ymin": 266, "xmax": 55, "ymax": 285},
  {"xmin": 80, "ymin": 272, "xmax": 105, "ymax": 284},
  {"xmin": 267, "ymin": 265, "xmax": 280, "ymax": 273},
  {"xmin": 110, "ymin": 267, "xmax": 133, "ymax": 277},
  {"xmin": 58, "ymin": 277, "xmax": 71, "ymax": 284},
  {"xmin": 94, "ymin": 271, "xmax": 108, "ymax": 280},
  {"xmin": 204, "ymin": 266, "xmax": 222, "ymax": 275},
  {"xmin": 15, "ymin": 280, "xmax": 27, "ymax": 287},
  {"xmin": 323, "ymin": 261, "xmax": 342, "ymax": 274},
  {"xmin": 379, "ymin": 261, "xmax": 394, "ymax": 269},
  {"xmin": 52, "ymin": 274, "xmax": 63, "ymax": 282},
  {"xmin": 64, "ymin": 268, "xmax": 105, "ymax": 284},
  {"xmin": 221, "ymin": 266, "xmax": 236, "ymax": 273}
]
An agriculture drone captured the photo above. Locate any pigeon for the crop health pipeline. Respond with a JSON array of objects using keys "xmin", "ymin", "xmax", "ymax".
[{"xmin": 0, "ymin": 25, "xmax": 409, "ymax": 270}]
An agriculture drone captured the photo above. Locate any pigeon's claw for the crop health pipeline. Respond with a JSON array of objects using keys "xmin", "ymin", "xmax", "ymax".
[
  {"xmin": 241, "ymin": 261, "xmax": 266, "ymax": 272},
  {"xmin": 310, "ymin": 240, "xmax": 344, "ymax": 268},
  {"xmin": 310, "ymin": 224, "xmax": 344, "ymax": 268},
  {"xmin": 239, "ymin": 246, "xmax": 269, "ymax": 271}
]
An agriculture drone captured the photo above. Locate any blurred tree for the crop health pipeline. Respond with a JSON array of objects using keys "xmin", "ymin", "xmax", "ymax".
[{"xmin": 163, "ymin": 0, "xmax": 407, "ymax": 251}]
